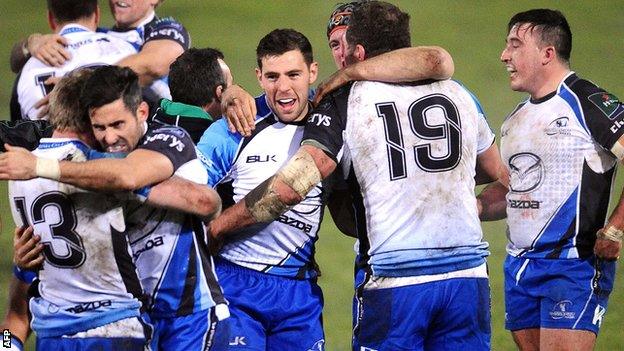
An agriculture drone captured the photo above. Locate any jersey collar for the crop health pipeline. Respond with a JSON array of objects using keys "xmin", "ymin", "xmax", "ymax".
[{"xmin": 58, "ymin": 24, "xmax": 92, "ymax": 36}]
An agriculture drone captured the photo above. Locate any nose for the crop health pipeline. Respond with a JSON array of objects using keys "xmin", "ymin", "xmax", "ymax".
[
  {"xmin": 500, "ymin": 47, "xmax": 510, "ymax": 63},
  {"xmin": 275, "ymin": 76, "xmax": 290, "ymax": 93},
  {"xmin": 103, "ymin": 129, "xmax": 119, "ymax": 147}
]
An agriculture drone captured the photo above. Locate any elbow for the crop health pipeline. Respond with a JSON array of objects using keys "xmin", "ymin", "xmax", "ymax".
[
  {"xmin": 116, "ymin": 173, "xmax": 140, "ymax": 192},
  {"xmin": 201, "ymin": 188, "xmax": 222, "ymax": 221},
  {"xmin": 429, "ymin": 47, "xmax": 454, "ymax": 80}
]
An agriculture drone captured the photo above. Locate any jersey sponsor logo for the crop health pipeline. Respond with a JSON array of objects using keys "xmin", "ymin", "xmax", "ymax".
[
  {"xmin": 549, "ymin": 300, "xmax": 575, "ymax": 320},
  {"xmin": 508, "ymin": 199, "xmax": 541, "ymax": 209},
  {"xmin": 508, "ymin": 153, "xmax": 543, "ymax": 193},
  {"xmin": 148, "ymin": 28, "xmax": 186, "ymax": 44},
  {"xmin": 143, "ymin": 133, "xmax": 186, "ymax": 152},
  {"xmin": 246, "ymin": 155, "xmax": 277, "ymax": 163},
  {"xmin": 545, "ymin": 116, "xmax": 571, "ymax": 136},
  {"xmin": 592, "ymin": 304, "xmax": 606, "ymax": 327},
  {"xmin": 610, "ymin": 119, "xmax": 624, "ymax": 134},
  {"xmin": 276, "ymin": 214, "xmax": 313, "ymax": 234},
  {"xmin": 65, "ymin": 299, "xmax": 112, "ymax": 314},
  {"xmin": 588, "ymin": 92, "xmax": 622, "ymax": 119},
  {"xmin": 229, "ymin": 336, "xmax": 247, "ymax": 346},
  {"xmin": 308, "ymin": 113, "xmax": 332, "ymax": 127},
  {"xmin": 132, "ymin": 236, "xmax": 164, "ymax": 259}
]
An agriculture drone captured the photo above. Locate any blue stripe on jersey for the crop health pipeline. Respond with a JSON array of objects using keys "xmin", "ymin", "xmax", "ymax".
[
  {"xmin": 527, "ymin": 187, "xmax": 578, "ymax": 258},
  {"xmin": 30, "ymin": 297, "xmax": 141, "ymax": 337},
  {"xmin": 453, "ymin": 79, "xmax": 487, "ymax": 117},
  {"xmin": 150, "ymin": 225, "xmax": 197, "ymax": 317},
  {"xmin": 264, "ymin": 236, "xmax": 317, "ymax": 278},
  {"xmin": 559, "ymin": 84, "xmax": 589, "ymax": 134},
  {"xmin": 38, "ymin": 140, "xmax": 90, "ymax": 154},
  {"xmin": 196, "ymin": 119, "xmax": 242, "ymax": 187}
]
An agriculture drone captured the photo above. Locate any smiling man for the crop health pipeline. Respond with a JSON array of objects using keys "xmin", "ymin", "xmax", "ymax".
[
  {"xmin": 196, "ymin": 29, "xmax": 326, "ymax": 350},
  {"xmin": 478, "ymin": 8, "xmax": 624, "ymax": 350}
]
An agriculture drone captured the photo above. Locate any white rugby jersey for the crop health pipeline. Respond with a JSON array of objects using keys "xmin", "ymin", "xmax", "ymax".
[
  {"xmin": 501, "ymin": 72, "xmax": 624, "ymax": 259},
  {"xmin": 16, "ymin": 24, "xmax": 136, "ymax": 119},
  {"xmin": 8, "ymin": 139, "xmax": 143, "ymax": 337},
  {"xmin": 303, "ymin": 80, "xmax": 494, "ymax": 277},
  {"xmin": 197, "ymin": 98, "xmax": 324, "ymax": 279},
  {"xmin": 124, "ymin": 122, "xmax": 225, "ymax": 318}
]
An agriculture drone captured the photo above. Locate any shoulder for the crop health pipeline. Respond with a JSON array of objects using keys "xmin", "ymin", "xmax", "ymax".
[
  {"xmin": 142, "ymin": 122, "xmax": 194, "ymax": 149},
  {"xmin": 144, "ymin": 16, "xmax": 189, "ymax": 48},
  {"xmin": 198, "ymin": 118, "xmax": 242, "ymax": 150},
  {"xmin": 561, "ymin": 73, "xmax": 623, "ymax": 120}
]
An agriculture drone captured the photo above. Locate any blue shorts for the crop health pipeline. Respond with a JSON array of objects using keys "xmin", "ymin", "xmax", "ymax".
[
  {"xmin": 36, "ymin": 337, "xmax": 146, "ymax": 350},
  {"xmin": 504, "ymin": 255, "xmax": 615, "ymax": 334},
  {"xmin": 353, "ymin": 275, "xmax": 490, "ymax": 351},
  {"xmin": 212, "ymin": 259, "xmax": 325, "ymax": 351},
  {"xmin": 151, "ymin": 309, "xmax": 217, "ymax": 351}
]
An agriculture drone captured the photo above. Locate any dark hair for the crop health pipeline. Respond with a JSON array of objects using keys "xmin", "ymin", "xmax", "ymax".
[
  {"xmin": 256, "ymin": 29, "xmax": 313, "ymax": 69},
  {"xmin": 326, "ymin": 1, "xmax": 370, "ymax": 39},
  {"xmin": 47, "ymin": 0, "xmax": 97, "ymax": 24},
  {"xmin": 346, "ymin": 1, "xmax": 411, "ymax": 58},
  {"xmin": 48, "ymin": 67, "xmax": 94, "ymax": 134},
  {"xmin": 508, "ymin": 9, "xmax": 572, "ymax": 63},
  {"xmin": 80, "ymin": 66, "xmax": 142, "ymax": 114},
  {"xmin": 168, "ymin": 48, "xmax": 226, "ymax": 107}
]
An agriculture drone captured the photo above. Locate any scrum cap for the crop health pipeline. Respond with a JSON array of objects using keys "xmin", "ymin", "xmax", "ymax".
[{"xmin": 326, "ymin": 1, "xmax": 368, "ymax": 39}]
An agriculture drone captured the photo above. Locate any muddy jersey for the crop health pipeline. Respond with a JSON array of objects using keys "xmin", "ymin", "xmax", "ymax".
[
  {"xmin": 102, "ymin": 12, "xmax": 190, "ymax": 101},
  {"xmin": 196, "ymin": 97, "xmax": 324, "ymax": 279},
  {"xmin": 14, "ymin": 24, "xmax": 136, "ymax": 120},
  {"xmin": 501, "ymin": 72, "xmax": 624, "ymax": 259},
  {"xmin": 303, "ymin": 80, "xmax": 494, "ymax": 277},
  {"xmin": 125, "ymin": 122, "xmax": 224, "ymax": 318},
  {"xmin": 8, "ymin": 139, "xmax": 143, "ymax": 337}
]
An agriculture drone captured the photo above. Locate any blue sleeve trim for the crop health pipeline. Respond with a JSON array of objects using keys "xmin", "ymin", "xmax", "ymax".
[{"xmin": 196, "ymin": 119, "xmax": 242, "ymax": 187}]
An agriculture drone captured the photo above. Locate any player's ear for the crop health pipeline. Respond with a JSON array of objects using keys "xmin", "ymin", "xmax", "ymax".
[
  {"xmin": 542, "ymin": 45, "xmax": 556, "ymax": 65},
  {"xmin": 354, "ymin": 44, "xmax": 366, "ymax": 62},
  {"xmin": 93, "ymin": 6, "xmax": 101, "ymax": 26},
  {"xmin": 136, "ymin": 101, "xmax": 149, "ymax": 123},
  {"xmin": 255, "ymin": 67, "xmax": 264, "ymax": 89},
  {"xmin": 308, "ymin": 62, "xmax": 319, "ymax": 85}
]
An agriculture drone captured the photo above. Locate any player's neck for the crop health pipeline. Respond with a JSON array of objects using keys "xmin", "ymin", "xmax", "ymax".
[
  {"xmin": 530, "ymin": 66, "xmax": 571, "ymax": 100},
  {"xmin": 52, "ymin": 129, "xmax": 96, "ymax": 148},
  {"xmin": 54, "ymin": 19, "xmax": 97, "ymax": 33}
]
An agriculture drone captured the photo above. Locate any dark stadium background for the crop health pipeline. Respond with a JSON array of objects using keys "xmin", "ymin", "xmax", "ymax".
[{"xmin": 0, "ymin": 1, "xmax": 621, "ymax": 349}]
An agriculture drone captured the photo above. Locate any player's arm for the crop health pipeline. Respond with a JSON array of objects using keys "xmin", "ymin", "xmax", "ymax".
[
  {"xmin": 0, "ymin": 144, "xmax": 173, "ymax": 191},
  {"xmin": 146, "ymin": 176, "xmax": 222, "ymax": 222},
  {"xmin": 117, "ymin": 39, "xmax": 184, "ymax": 86},
  {"xmin": 326, "ymin": 189, "xmax": 357, "ymax": 238},
  {"xmin": 209, "ymin": 145, "xmax": 336, "ymax": 239},
  {"xmin": 10, "ymin": 34, "xmax": 70, "ymax": 73},
  {"xmin": 0, "ymin": 276, "xmax": 31, "ymax": 350},
  {"xmin": 313, "ymin": 46, "xmax": 454, "ymax": 105},
  {"xmin": 220, "ymin": 85, "xmax": 258, "ymax": 136}
]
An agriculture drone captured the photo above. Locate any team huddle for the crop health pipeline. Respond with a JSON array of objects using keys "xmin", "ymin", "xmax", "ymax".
[{"xmin": 0, "ymin": 0, "xmax": 622, "ymax": 350}]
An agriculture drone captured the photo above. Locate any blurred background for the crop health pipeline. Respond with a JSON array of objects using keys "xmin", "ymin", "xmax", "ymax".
[{"xmin": 0, "ymin": 0, "xmax": 622, "ymax": 349}]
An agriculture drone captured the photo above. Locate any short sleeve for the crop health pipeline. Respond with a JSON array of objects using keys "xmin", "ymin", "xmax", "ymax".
[
  {"xmin": 139, "ymin": 124, "xmax": 197, "ymax": 171},
  {"xmin": 584, "ymin": 91, "xmax": 624, "ymax": 151},
  {"xmin": 144, "ymin": 17, "xmax": 190, "ymax": 50},
  {"xmin": 196, "ymin": 119, "xmax": 242, "ymax": 187},
  {"xmin": 301, "ymin": 84, "xmax": 351, "ymax": 162}
]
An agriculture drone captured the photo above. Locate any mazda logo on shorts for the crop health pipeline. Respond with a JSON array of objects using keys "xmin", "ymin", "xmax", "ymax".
[{"xmin": 508, "ymin": 152, "xmax": 543, "ymax": 193}]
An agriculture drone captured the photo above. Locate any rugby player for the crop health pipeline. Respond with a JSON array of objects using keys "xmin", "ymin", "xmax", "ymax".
[
  {"xmin": 10, "ymin": 0, "xmax": 189, "ymax": 106},
  {"xmin": 208, "ymin": 2, "xmax": 502, "ymax": 349},
  {"xmin": 6, "ymin": 68, "xmax": 221, "ymax": 350},
  {"xmin": 0, "ymin": 66, "xmax": 227, "ymax": 351},
  {"xmin": 11, "ymin": 0, "xmax": 136, "ymax": 120},
  {"xmin": 479, "ymin": 8, "xmax": 624, "ymax": 350},
  {"xmin": 196, "ymin": 29, "xmax": 326, "ymax": 350}
]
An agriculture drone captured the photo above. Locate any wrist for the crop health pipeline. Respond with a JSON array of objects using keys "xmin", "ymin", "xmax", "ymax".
[
  {"xmin": 597, "ymin": 226, "xmax": 624, "ymax": 243},
  {"xmin": 26, "ymin": 33, "xmax": 41, "ymax": 53},
  {"xmin": 35, "ymin": 157, "xmax": 60, "ymax": 180}
]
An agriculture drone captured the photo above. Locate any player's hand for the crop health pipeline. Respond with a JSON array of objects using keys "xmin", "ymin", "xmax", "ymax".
[
  {"xmin": 313, "ymin": 69, "xmax": 351, "ymax": 107},
  {"xmin": 206, "ymin": 222, "xmax": 223, "ymax": 255},
  {"xmin": 594, "ymin": 228, "xmax": 621, "ymax": 260},
  {"xmin": 0, "ymin": 144, "xmax": 38, "ymax": 180},
  {"xmin": 221, "ymin": 85, "xmax": 256, "ymax": 137},
  {"xmin": 13, "ymin": 226, "xmax": 44, "ymax": 270},
  {"xmin": 28, "ymin": 33, "xmax": 71, "ymax": 67}
]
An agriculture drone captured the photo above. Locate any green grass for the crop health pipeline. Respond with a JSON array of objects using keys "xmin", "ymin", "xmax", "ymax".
[{"xmin": 0, "ymin": 1, "xmax": 622, "ymax": 350}]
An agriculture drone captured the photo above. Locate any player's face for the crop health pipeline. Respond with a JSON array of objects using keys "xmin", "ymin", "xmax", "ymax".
[
  {"xmin": 89, "ymin": 98, "xmax": 148, "ymax": 153},
  {"xmin": 256, "ymin": 50, "xmax": 318, "ymax": 123},
  {"xmin": 328, "ymin": 27, "xmax": 348, "ymax": 69},
  {"xmin": 501, "ymin": 23, "xmax": 545, "ymax": 96},
  {"xmin": 109, "ymin": 0, "xmax": 158, "ymax": 29},
  {"xmin": 218, "ymin": 58, "xmax": 233, "ymax": 88}
]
